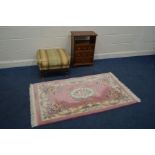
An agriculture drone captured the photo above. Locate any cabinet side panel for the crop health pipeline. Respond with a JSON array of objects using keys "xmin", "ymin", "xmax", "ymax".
[{"xmin": 71, "ymin": 36, "xmax": 75, "ymax": 66}]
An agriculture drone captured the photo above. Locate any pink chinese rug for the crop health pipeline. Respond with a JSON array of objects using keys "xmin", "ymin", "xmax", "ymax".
[{"xmin": 30, "ymin": 72, "xmax": 140, "ymax": 127}]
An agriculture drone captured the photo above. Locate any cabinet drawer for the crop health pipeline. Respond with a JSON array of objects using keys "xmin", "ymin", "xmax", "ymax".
[
  {"xmin": 74, "ymin": 56, "xmax": 93, "ymax": 64},
  {"xmin": 75, "ymin": 44, "xmax": 94, "ymax": 50},
  {"xmin": 75, "ymin": 50, "xmax": 93, "ymax": 57}
]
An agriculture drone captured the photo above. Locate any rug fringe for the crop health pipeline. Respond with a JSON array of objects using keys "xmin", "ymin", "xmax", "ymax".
[
  {"xmin": 29, "ymin": 85, "xmax": 38, "ymax": 127},
  {"xmin": 109, "ymin": 72, "xmax": 141, "ymax": 102}
]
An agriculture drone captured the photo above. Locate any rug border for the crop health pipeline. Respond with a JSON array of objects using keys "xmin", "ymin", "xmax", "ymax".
[{"xmin": 33, "ymin": 100, "xmax": 139, "ymax": 127}]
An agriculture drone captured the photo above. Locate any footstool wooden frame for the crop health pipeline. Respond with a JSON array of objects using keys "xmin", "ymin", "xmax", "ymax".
[{"xmin": 36, "ymin": 48, "xmax": 70, "ymax": 77}]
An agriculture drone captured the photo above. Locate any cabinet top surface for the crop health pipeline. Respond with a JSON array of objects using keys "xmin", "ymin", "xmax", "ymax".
[{"xmin": 71, "ymin": 31, "xmax": 97, "ymax": 36}]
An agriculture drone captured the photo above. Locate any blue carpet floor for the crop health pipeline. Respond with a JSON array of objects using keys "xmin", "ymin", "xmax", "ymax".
[{"xmin": 0, "ymin": 55, "xmax": 155, "ymax": 129}]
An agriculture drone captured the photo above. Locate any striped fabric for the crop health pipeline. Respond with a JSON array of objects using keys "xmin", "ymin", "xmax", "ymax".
[{"xmin": 37, "ymin": 49, "xmax": 70, "ymax": 70}]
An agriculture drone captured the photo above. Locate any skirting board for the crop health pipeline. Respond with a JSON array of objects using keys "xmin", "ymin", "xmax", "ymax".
[
  {"xmin": 94, "ymin": 50, "xmax": 155, "ymax": 59},
  {"xmin": 0, "ymin": 50, "xmax": 155, "ymax": 69},
  {"xmin": 0, "ymin": 59, "xmax": 37, "ymax": 69}
]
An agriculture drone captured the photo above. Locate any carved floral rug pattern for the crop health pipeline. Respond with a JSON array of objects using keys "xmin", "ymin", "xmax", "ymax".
[{"xmin": 30, "ymin": 72, "xmax": 140, "ymax": 127}]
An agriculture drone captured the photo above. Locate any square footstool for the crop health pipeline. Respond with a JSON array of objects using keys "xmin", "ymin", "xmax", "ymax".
[{"xmin": 36, "ymin": 48, "xmax": 70, "ymax": 76}]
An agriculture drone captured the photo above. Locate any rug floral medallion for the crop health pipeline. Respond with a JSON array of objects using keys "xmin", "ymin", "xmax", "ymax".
[{"xmin": 30, "ymin": 72, "xmax": 140, "ymax": 127}]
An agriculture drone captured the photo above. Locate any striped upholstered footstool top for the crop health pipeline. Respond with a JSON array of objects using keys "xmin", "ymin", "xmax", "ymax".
[{"xmin": 36, "ymin": 48, "xmax": 70, "ymax": 71}]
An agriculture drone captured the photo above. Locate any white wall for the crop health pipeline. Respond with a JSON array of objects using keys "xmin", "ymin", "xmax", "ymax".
[{"xmin": 0, "ymin": 26, "xmax": 155, "ymax": 68}]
